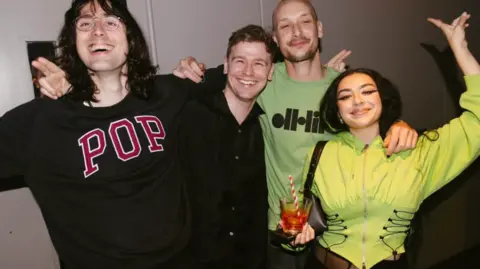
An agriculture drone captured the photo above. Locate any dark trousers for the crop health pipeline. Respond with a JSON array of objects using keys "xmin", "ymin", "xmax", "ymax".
[
  {"xmin": 200, "ymin": 258, "xmax": 266, "ymax": 269},
  {"xmin": 155, "ymin": 249, "xmax": 197, "ymax": 269},
  {"xmin": 59, "ymin": 248, "xmax": 196, "ymax": 269},
  {"xmin": 304, "ymin": 249, "xmax": 407, "ymax": 269},
  {"xmin": 428, "ymin": 245, "xmax": 480, "ymax": 269}
]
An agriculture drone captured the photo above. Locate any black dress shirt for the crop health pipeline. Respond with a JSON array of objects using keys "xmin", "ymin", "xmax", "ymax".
[{"xmin": 178, "ymin": 91, "xmax": 268, "ymax": 269}]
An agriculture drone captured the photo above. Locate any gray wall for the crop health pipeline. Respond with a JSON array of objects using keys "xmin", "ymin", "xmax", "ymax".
[
  {"xmin": 308, "ymin": 0, "xmax": 480, "ymax": 129},
  {"xmin": 150, "ymin": 0, "xmax": 479, "ymax": 128},
  {"xmin": 0, "ymin": 0, "xmax": 478, "ymax": 268}
]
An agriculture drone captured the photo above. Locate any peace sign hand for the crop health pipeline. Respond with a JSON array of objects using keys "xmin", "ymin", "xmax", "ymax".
[
  {"xmin": 428, "ymin": 12, "xmax": 470, "ymax": 50},
  {"xmin": 325, "ymin": 49, "xmax": 352, "ymax": 73}
]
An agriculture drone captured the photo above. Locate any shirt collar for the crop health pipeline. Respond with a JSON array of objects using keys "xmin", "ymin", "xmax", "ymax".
[
  {"xmin": 201, "ymin": 91, "xmax": 264, "ymax": 119},
  {"xmin": 336, "ymin": 131, "xmax": 384, "ymax": 155}
]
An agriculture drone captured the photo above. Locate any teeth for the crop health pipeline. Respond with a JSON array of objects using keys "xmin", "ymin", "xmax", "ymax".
[
  {"xmin": 89, "ymin": 44, "xmax": 112, "ymax": 52},
  {"xmin": 239, "ymin": 79, "xmax": 256, "ymax": 85}
]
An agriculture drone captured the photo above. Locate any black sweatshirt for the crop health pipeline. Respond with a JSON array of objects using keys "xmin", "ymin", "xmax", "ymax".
[{"xmin": 0, "ymin": 75, "xmax": 199, "ymax": 269}]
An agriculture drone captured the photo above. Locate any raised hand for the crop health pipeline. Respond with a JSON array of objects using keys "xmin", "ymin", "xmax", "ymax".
[
  {"xmin": 428, "ymin": 12, "xmax": 470, "ymax": 49},
  {"xmin": 429, "ymin": 12, "xmax": 479, "ymax": 76},
  {"xmin": 31, "ymin": 57, "xmax": 70, "ymax": 99},
  {"xmin": 172, "ymin": 56, "xmax": 206, "ymax": 83},
  {"xmin": 325, "ymin": 49, "xmax": 352, "ymax": 73}
]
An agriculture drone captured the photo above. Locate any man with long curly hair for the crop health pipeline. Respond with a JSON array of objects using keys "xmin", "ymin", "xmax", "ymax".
[{"xmin": 0, "ymin": 0, "xmax": 201, "ymax": 268}]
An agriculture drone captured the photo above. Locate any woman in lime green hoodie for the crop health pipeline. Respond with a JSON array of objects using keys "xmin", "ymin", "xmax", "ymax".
[{"xmin": 302, "ymin": 12, "xmax": 480, "ymax": 269}]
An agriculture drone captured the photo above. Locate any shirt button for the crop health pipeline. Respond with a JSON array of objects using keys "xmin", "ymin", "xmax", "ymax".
[
  {"xmin": 238, "ymin": 129, "xmax": 242, "ymax": 133},
  {"xmin": 231, "ymin": 207, "xmax": 235, "ymax": 211},
  {"xmin": 229, "ymin": 232, "xmax": 234, "ymax": 236},
  {"xmin": 234, "ymin": 156, "xmax": 239, "ymax": 160}
]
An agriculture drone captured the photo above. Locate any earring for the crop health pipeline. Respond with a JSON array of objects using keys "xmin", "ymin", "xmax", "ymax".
[{"xmin": 338, "ymin": 114, "xmax": 344, "ymax": 124}]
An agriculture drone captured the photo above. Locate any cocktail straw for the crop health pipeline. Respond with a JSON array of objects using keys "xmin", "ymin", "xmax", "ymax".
[{"xmin": 288, "ymin": 175, "xmax": 300, "ymax": 216}]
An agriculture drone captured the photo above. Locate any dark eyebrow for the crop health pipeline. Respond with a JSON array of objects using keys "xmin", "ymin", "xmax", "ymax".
[
  {"xmin": 255, "ymin": 59, "xmax": 268, "ymax": 64},
  {"xmin": 231, "ymin": 56, "xmax": 245, "ymax": 61},
  {"xmin": 80, "ymin": 11, "xmax": 107, "ymax": 17},
  {"xmin": 359, "ymin": 83, "xmax": 375, "ymax": 89},
  {"xmin": 337, "ymin": 89, "xmax": 352, "ymax": 95},
  {"xmin": 338, "ymin": 83, "xmax": 375, "ymax": 95}
]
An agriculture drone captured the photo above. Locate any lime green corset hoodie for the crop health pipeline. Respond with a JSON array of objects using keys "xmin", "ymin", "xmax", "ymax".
[{"xmin": 303, "ymin": 75, "xmax": 480, "ymax": 269}]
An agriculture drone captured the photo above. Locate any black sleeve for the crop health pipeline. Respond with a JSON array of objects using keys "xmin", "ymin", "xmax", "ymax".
[
  {"xmin": 176, "ymin": 107, "xmax": 192, "ymax": 171},
  {"xmin": 198, "ymin": 64, "xmax": 227, "ymax": 95},
  {"xmin": 0, "ymin": 175, "xmax": 27, "ymax": 192},
  {"xmin": 153, "ymin": 65, "xmax": 227, "ymax": 99},
  {"xmin": 0, "ymin": 100, "xmax": 37, "ymax": 183}
]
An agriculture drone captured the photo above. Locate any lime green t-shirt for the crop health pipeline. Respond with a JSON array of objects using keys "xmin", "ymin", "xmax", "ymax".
[{"xmin": 256, "ymin": 63, "xmax": 339, "ymax": 230}]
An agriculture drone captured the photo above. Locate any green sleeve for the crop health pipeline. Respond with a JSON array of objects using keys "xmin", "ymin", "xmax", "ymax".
[{"xmin": 421, "ymin": 75, "xmax": 480, "ymax": 198}]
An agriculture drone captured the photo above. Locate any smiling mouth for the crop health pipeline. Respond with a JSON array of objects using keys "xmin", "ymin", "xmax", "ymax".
[
  {"xmin": 89, "ymin": 44, "xmax": 114, "ymax": 53},
  {"xmin": 351, "ymin": 109, "xmax": 370, "ymax": 116},
  {"xmin": 238, "ymin": 79, "xmax": 258, "ymax": 87}
]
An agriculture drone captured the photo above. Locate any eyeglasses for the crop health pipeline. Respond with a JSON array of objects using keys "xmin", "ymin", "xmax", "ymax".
[{"xmin": 75, "ymin": 15, "xmax": 122, "ymax": 32}]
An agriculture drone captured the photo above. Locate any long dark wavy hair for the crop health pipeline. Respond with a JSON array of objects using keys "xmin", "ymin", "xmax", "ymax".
[
  {"xmin": 320, "ymin": 68, "xmax": 403, "ymax": 139},
  {"xmin": 57, "ymin": 0, "xmax": 157, "ymax": 103}
]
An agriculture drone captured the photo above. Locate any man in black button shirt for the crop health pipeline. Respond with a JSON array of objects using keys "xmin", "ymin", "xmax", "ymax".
[{"xmin": 177, "ymin": 25, "xmax": 276, "ymax": 269}]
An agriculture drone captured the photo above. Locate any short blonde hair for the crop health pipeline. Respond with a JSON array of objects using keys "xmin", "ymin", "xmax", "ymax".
[{"xmin": 272, "ymin": 0, "xmax": 318, "ymax": 30}]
